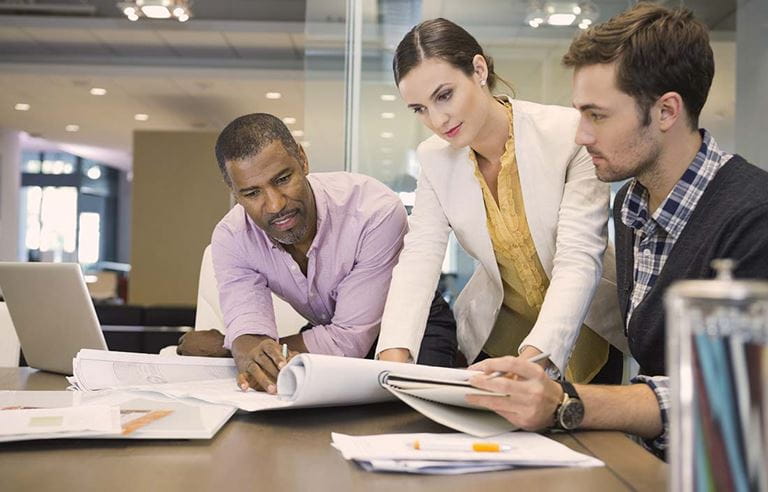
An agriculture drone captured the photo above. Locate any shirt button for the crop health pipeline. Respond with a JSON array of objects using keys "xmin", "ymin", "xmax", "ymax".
[{"xmin": 291, "ymin": 265, "xmax": 298, "ymax": 271}]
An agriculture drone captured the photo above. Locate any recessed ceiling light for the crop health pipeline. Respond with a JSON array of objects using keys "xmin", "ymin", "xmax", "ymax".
[
  {"xmin": 380, "ymin": 132, "xmax": 394, "ymax": 139},
  {"xmin": 90, "ymin": 87, "xmax": 107, "ymax": 96},
  {"xmin": 65, "ymin": 124, "xmax": 80, "ymax": 132},
  {"xmin": 381, "ymin": 112, "xmax": 395, "ymax": 119},
  {"xmin": 282, "ymin": 117, "xmax": 296, "ymax": 125},
  {"xmin": 134, "ymin": 113, "xmax": 149, "ymax": 121},
  {"xmin": 14, "ymin": 103, "xmax": 30, "ymax": 111},
  {"xmin": 265, "ymin": 92, "xmax": 282, "ymax": 100},
  {"xmin": 86, "ymin": 166, "xmax": 102, "ymax": 180},
  {"xmin": 380, "ymin": 94, "xmax": 396, "ymax": 102},
  {"xmin": 291, "ymin": 130, "xmax": 304, "ymax": 138}
]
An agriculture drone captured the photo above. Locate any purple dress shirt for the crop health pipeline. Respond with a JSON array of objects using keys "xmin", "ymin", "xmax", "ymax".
[{"xmin": 211, "ymin": 172, "xmax": 408, "ymax": 357}]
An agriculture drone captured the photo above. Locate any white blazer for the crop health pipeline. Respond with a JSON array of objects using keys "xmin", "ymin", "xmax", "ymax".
[{"xmin": 376, "ymin": 99, "xmax": 627, "ymax": 372}]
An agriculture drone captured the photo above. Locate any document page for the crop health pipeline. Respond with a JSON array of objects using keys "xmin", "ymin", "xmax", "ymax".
[
  {"xmin": 331, "ymin": 432, "xmax": 604, "ymax": 468},
  {"xmin": 0, "ymin": 404, "xmax": 121, "ymax": 442},
  {"xmin": 71, "ymin": 349, "xmax": 237, "ymax": 390}
]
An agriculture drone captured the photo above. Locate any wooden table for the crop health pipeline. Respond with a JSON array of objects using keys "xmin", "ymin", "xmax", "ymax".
[{"xmin": 0, "ymin": 368, "xmax": 667, "ymax": 491}]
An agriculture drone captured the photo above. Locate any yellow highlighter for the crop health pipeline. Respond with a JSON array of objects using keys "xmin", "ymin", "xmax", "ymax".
[{"xmin": 412, "ymin": 440, "xmax": 512, "ymax": 452}]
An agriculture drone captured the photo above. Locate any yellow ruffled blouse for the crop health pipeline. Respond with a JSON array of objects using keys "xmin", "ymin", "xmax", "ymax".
[{"xmin": 472, "ymin": 102, "xmax": 608, "ymax": 383}]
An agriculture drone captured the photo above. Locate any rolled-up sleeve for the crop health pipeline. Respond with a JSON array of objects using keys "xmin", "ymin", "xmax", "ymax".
[
  {"xmin": 301, "ymin": 202, "xmax": 408, "ymax": 357},
  {"xmin": 211, "ymin": 222, "xmax": 278, "ymax": 349}
]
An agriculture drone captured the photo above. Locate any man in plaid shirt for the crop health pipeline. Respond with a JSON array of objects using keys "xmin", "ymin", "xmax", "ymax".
[{"xmin": 464, "ymin": 3, "xmax": 768, "ymax": 459}]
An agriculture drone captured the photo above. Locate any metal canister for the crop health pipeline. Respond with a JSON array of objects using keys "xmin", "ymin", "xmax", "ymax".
[{"xmin": 665, "ymin": 259, "xmax": 768, "ymax": 492}]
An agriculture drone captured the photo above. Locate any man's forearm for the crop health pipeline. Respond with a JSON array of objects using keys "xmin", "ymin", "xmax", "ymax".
[{"xmin": 577, "ymin": 383, "xmax": 663, "ymax": 439}]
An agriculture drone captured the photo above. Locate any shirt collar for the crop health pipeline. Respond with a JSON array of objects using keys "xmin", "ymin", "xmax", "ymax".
[{"xmin": 621, "ymin": 129, "xmax": 726, "ymax": 239}]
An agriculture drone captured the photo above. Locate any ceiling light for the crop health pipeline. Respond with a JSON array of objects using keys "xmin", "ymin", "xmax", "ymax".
[
  {"xmin": 141, "ymin": 5, "xmax": 171, "ymax": 18},
  {"xmin": 134, "ymin": 113, "xmax": 149, "ymax": 121},
  {"xmin": 291, "ymin": 130, "xmax": 304, "ymax": 138},
  {"xmin": 381, "ymin": 132, "xmax": 394, "ymax": 139},
  {"xmin": 117, "ymin": 0, "xmax": 192, "ymax": 22},
  {"xmin": 300, "ymin": 141, "xmax": 310, "ymax": 148},
  {"xmin": 90, "ymin": 87, "xmax": 107, "ymax": 96},
  {"xmin": 86, "ymin": 166, "xmax": 102, "ymax": 180},
  {"xmin": 380, "ymin": 94, "xmax": 397, "ymax": 102},
  {"xmin": 525, "ymin": 1, "xmax": 599, "ymax": 29},
  {"xmin": 265, "ymin": 92, "xmax": 282, "ymax": 100},
  {"xmin": 15, "ymin": 103, "xmax": 30, "ymax": 111},
  {"xmin": 282, "ymin": 117, "xmax": 296, "ymax": 125},
  {"xmin": 65, "ymin": 124, "xmax": 80, "ymax": 132},
  {"xmin": 381, "ymin": 112, "xmax": 395, "ymax": 119},
  {"xmin": 548, "ymin": 13, "xmax": 576, "ymax": 25}
]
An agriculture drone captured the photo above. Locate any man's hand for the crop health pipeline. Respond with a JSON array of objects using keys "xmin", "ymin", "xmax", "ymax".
[
  {"xmin": 466, "ymin": 356, "xmax": 563, "ymax": 430},
  {"xmin": 176, "ymin": 330, "xmax": 230, "ymax": 357},
  {"xmin": 378, "ymin": 348, "xmax": 411, "ymax": 363},
  {"xmin": 231, "ymin": 334, "xmax": 296, "ymax": 394}
]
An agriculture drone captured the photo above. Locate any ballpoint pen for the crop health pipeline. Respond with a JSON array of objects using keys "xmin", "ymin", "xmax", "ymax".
[
  {"xmin": 487, "ymin": 351, "xmax": 550, "ymax": 379},
  {"xmin": 281, "ymin": 343, "xmax": 288, "ymax": 359},
  {"xmin": 412, "ymin": 440, "xmax": 512, "ymax": 452}
]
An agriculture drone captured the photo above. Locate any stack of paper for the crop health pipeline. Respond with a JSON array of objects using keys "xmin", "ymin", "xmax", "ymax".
[
  {"xmin": 331, "ymin": 432, "xmax": 604, "ymax": 475},
  {"xmin": 0, "ymin": 404, "xmax": 121, "ymax": 443},
  {"xmin": 0, "ymin": 390, "xmax": 236, "ymax": 441}
]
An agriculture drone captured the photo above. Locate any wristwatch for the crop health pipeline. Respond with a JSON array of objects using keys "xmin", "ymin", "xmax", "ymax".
[{"xmin": 554, "ymin": 380, "xmax": 584, "ymax": 430}]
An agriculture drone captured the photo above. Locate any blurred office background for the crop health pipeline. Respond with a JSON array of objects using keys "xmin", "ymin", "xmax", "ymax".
[{"xmin": 0, "ymin": 0, "xmax": 764, "ymax": 318}]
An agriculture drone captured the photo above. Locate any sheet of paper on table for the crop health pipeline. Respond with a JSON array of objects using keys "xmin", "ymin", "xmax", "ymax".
[
  {"xmin": 331, "ymin": 432, "xmax": 604, "ymax": 474},
  {"xmin": 0, "ymin": 403, "xmax": 121, "ymax": 442},
  {"xmin": 0, "ymin": 390, "xmax": 235, "ymax": 440}
]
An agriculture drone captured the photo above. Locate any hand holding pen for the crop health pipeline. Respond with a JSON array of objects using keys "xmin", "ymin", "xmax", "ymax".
[{"xmin": 464, "ymin": 352, "xmax": 564, "ymax": 431}]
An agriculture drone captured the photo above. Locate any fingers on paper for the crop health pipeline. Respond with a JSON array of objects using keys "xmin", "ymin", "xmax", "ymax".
[{"xmin": 469, "ymin": 356, "xmax": 545, "ymax": 380}]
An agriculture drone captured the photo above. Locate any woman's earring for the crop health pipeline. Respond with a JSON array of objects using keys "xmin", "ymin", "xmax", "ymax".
[{"xmin": 480, "ymin": 79, "xmax": 487, "ymax": 86}]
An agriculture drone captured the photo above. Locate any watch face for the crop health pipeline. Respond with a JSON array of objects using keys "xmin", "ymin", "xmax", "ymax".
[{"xmin": 560, "ymin": 399, "xmax": 585, "ymax": 430}]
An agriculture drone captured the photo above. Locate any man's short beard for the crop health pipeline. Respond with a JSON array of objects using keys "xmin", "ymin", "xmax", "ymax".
[{"xmin": 274, "ymin": 222, "xmax": 308, "ymax": 245}]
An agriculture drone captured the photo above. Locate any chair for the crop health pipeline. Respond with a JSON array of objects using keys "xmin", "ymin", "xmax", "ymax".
[
  {"xmin": 160, "ymin": 245, "xmax": 305, "ymax": 355},
  {"xmin": 195, "ymin": 245, "xmax": 305, "ymax": 337},
  {"xmin": 0, "ymin": 302, "xmax": 20, "ymax": 367}
]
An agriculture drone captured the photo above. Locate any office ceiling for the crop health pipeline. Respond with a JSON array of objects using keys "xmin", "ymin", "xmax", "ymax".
[{"xmin": 0, "ymin": 0, "xmax": 737, "ymax": 171}]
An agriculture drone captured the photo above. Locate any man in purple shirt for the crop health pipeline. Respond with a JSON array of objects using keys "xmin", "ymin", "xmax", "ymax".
[{"xmin": 178, "ymin": 113, "xmax": 457, "ymax": 392}]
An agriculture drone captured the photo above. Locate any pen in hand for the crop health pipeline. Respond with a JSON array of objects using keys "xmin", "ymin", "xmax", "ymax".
[{"xmin": 487, "ymin": 351, "xmax": 551, "ymax": 379}]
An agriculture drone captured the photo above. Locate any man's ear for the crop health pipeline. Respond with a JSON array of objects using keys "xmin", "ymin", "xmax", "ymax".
[{"xmin": 657, "ymin": 91, "xmax": 684, "ymax": 132}]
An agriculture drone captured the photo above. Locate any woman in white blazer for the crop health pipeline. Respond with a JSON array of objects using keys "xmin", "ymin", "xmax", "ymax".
[{"xmin": 376, "ymin": 19, "xmax": 627, "ymax": 383}]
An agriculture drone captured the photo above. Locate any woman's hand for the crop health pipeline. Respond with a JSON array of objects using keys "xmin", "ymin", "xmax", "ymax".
[
  {"xmin": 519, "ymin": 345, "xmax": 552, "ymax": 370},
  {"xmin": 378, "ymin": 348, "xmax": 411, "ymax": 363}
]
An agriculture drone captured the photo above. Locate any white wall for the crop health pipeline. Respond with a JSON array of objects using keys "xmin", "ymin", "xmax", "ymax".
[{"xmin": 736, "ymin": 0, "xmax": 768, "ymax": 169}]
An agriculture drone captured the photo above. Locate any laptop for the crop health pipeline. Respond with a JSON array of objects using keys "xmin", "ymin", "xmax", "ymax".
[{"xmin": 0, "ymin": 262, "xmax": 108, "ymax": 375}]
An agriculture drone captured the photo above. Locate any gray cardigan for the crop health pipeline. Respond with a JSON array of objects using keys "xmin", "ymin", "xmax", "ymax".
[{"xmin": 614, "ymin": 155, "xmax": 768, "ymax": 376}]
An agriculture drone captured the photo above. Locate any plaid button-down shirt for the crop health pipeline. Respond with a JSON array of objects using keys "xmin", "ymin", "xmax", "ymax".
[
  {"xmin": 621, "ymin": 129, "xmax": 732, "ymax": 455},
  {"xmin": 621, "ymin": 130, "xmax": 732, "ymax": 323}
]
